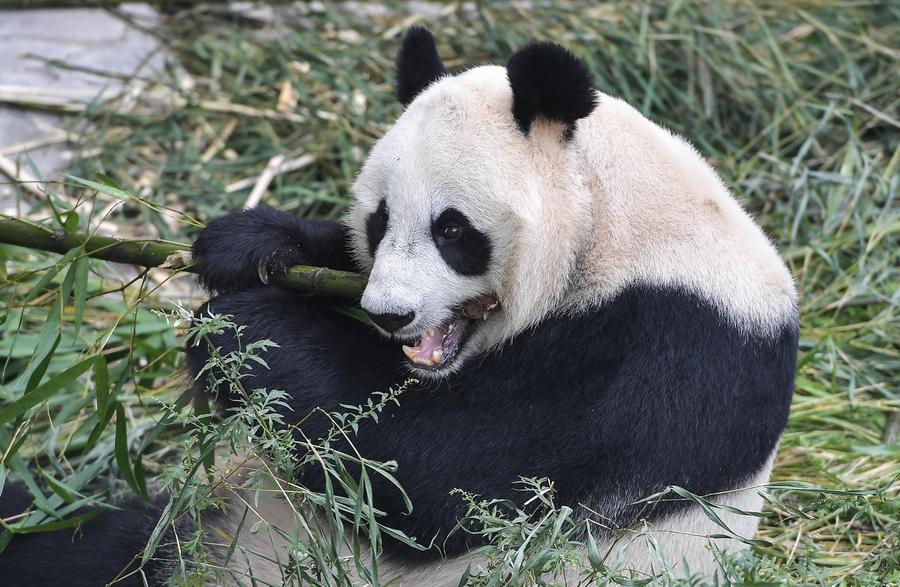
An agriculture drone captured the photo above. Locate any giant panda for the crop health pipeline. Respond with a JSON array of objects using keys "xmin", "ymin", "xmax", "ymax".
[{"xmin": 0, "ymin": 28, "xmax": 798, "ymax": 586}]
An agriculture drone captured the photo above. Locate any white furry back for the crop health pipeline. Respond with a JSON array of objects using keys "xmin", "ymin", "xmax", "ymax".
[{"xmin": 571, "ymin": 93, "xmax": 796, "ymax": 336}]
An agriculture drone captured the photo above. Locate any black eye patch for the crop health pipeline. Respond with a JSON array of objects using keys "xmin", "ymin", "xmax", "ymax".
[
  {"xmin": 366, "ymin": 199, "xmax": 389, "ymax": 256},
  {"xmin": 431, "ymin": 208, "xmax": 492, "ymax": 276}
]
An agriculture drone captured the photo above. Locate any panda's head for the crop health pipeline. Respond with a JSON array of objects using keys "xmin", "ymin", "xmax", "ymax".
[{"xmin": 349, "ymin": 28, "xmax": 597, "ymax": 376}]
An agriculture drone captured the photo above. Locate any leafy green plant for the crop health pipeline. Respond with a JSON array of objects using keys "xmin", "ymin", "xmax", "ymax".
[{"xmin": 111, "ymin": 305, "xmax": 421, "ymax": 585}]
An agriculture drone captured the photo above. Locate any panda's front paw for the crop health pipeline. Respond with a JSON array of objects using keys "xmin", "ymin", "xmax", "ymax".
[
  {"xmin": 193, "ymin": 206, "xmax": 356, "ymax": 294},
  {"xmin": 256, "ymin": 243, "xmax": 303, "ymax": 285},
  {"xmin": 193, "ymin": 207, "xmax": 306, "ymax": 293}
]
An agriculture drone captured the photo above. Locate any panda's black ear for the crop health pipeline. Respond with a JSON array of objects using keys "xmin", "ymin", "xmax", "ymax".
[
  {"xmin": 396, "ymin": 27, "xmax": 447, "ymax": 107},
  {"xmin": 506, "ymin": 42, "xmax": 596, "ymax": 137}
]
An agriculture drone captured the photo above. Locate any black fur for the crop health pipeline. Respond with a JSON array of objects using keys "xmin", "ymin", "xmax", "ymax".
[
  {"xmin": 396, "ymin": 27, "xmax": 447, "ymax": 106},
  {"xmin": 188, "ymin": 284, "xmax": 797, "ymax": 558},
  {"xmin": 0, "ymin": 483, "xmax": 188, "ymax": 586},
  {"xmin": 506, "ymin": 42, "xmax": 597, "ymax": 136},
  {"xmin": 366, "ymin": 198, "xmax": 389, "ymax": 256},
  {"xmin": 192, "ymin": 205, "xmax": 357, "ymax": 293},
  {"xmin": 431, "ymin": 207, "xmax": 492, "ymax": 276}
]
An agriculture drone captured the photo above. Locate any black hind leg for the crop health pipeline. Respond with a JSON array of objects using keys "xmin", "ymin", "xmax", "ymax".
[
  {"xmin": 0, "ymin": 482, "xmax": 191, "ymax": 587},
  {"xmin": 186, "ymin": 287, "xmax": 406, "ymax": 429}
]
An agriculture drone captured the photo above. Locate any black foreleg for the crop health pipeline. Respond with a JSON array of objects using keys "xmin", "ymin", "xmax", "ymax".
[
  {"xmin": 186, "ymin": 287, "xmax": 404, "ymax": 428},
  {"xmin": 193, "ymin": 206, "xmax": 358, "ymax": 294}
]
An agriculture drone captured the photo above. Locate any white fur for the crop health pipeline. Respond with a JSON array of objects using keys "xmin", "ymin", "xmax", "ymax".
[
  {"xmin": 205, "ymin": 452, "xmax": 775, "ymax": 585},
  {"xmin": 570, "ymin": 95, "xmax": 797, "ymax": 337},
  {"xmin": 349, "ymin": 66, "xmax": 796, "ymax": 381},
  {"xmin": 596, "ymin": 452, "xmax": 776, "ymax": 581},
  {"xmin": 349, "ymin": 67, "xmax": 593, "ymax": 375}
]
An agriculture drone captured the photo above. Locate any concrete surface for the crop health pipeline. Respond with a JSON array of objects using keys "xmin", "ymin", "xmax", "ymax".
[{"xmin": 0, "ymin": 4, "xmax": 169, "ymax": 210}]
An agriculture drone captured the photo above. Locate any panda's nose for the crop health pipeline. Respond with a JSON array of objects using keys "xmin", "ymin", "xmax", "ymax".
[{"xmin": 366, "ymin": 310, "xmax": 415, "ymax": 333}]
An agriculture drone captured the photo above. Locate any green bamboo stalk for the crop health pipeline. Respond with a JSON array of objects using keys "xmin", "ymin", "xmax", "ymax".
[{"xmin": 0, "ymin": 216, "xmax": 367, "ymax": 300}]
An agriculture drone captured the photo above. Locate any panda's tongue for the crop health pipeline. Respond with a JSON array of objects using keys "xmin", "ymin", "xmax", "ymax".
[{"xmin": 402, "ymin": 326, "xmax": 447, "ymax": 366}]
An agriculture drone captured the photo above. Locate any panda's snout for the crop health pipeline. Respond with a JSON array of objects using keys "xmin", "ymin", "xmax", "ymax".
[
  {"xmin": 365, "ymin": 310, "xmax": 415, "ymax": 333},
  {"xmin": 360, "ymin": 249, "xmax": 426, "ymax": 334}
]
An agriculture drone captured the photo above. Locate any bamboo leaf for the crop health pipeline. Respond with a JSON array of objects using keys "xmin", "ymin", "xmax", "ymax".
[
  {"xmin": 66, "ymin": 175, "xmax": 133, "ymax": 202},
  {"xmin": 94, "ymin": 355, "xmax": 110, "ymax": 420},
  {"xmin": 221, "ymin": 506, "xmax": 249, "ymax": 566},
  {"xmin": 60, "ymin": 247, "xmax": 84, "ymax": 306},
  {"xmin": 3, "ymin": 510, "xmax": 101, "ymax": 536},
  {"xmin": 18, "ymin": 301, "xmax": 61, "ymax": 391},
  {"xmin": 36, "ymin": 469, "xmax": 75, "ymax": 504},
  {"xmin": 0, "ymin": 357, "xmax": 95, "ymax": 425},
  {"xmin": 114, "ymin": 403, "xmax": 147, "ymax": 501},
  {"xmin": 71, "ymin": 255, "xmax": 90, "ymax": 336},
  {"xmin": 24, "ymin": 333, "xmax": 61, "ymax": 395},
  {"xmin": 20, "ymin": 257, "xmax": 62, "ymax": 305},
  {"xmin": 4, "ymin": 455, "xmax": 56, "ymax": 518},
  {"xmin": 63, "ymin": 210, "xmax": 79, "ymax": 232},
  {"xmin": 586, "ymin": 526, "xmax": 603, "ymax": 570},
  {"xmin": 82, "ymin": 405, "xmax": 115, "ymax": 457}
]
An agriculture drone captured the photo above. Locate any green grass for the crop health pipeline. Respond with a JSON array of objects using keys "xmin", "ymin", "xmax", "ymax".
[{"xmin": 1, "ymin": 1, "xmax": 898, "ymax": 585}]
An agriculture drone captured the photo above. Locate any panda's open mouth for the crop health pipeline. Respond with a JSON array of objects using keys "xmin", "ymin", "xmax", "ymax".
[{"xmin": 401, "ymin": 294, "xmax": 500, "ymax": 370}]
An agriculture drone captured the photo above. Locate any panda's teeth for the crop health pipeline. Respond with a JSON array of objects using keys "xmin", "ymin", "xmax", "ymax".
[
  {"xmin": 402, "ymin": 343, "xmax": 444, "ymax": 366},
  {"xmin": 402, "ymin": 345, "xmax": 419, "ymax": 361}
]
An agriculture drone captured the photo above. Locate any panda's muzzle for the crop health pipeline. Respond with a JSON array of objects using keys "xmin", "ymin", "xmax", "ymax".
[{"xmin": 401, "ymin": 294, "xmax": 499, "ymax": 370}]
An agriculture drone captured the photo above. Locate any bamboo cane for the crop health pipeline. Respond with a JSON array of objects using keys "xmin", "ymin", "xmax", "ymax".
[{"xmin": 0, "ymin": 216, "xmax": 367, "ymax": 300}]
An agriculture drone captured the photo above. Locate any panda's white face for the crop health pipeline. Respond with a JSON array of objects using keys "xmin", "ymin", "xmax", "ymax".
[{"xmin": 349, "ymin": 66, "xmax": 591, "ymax": 376}]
